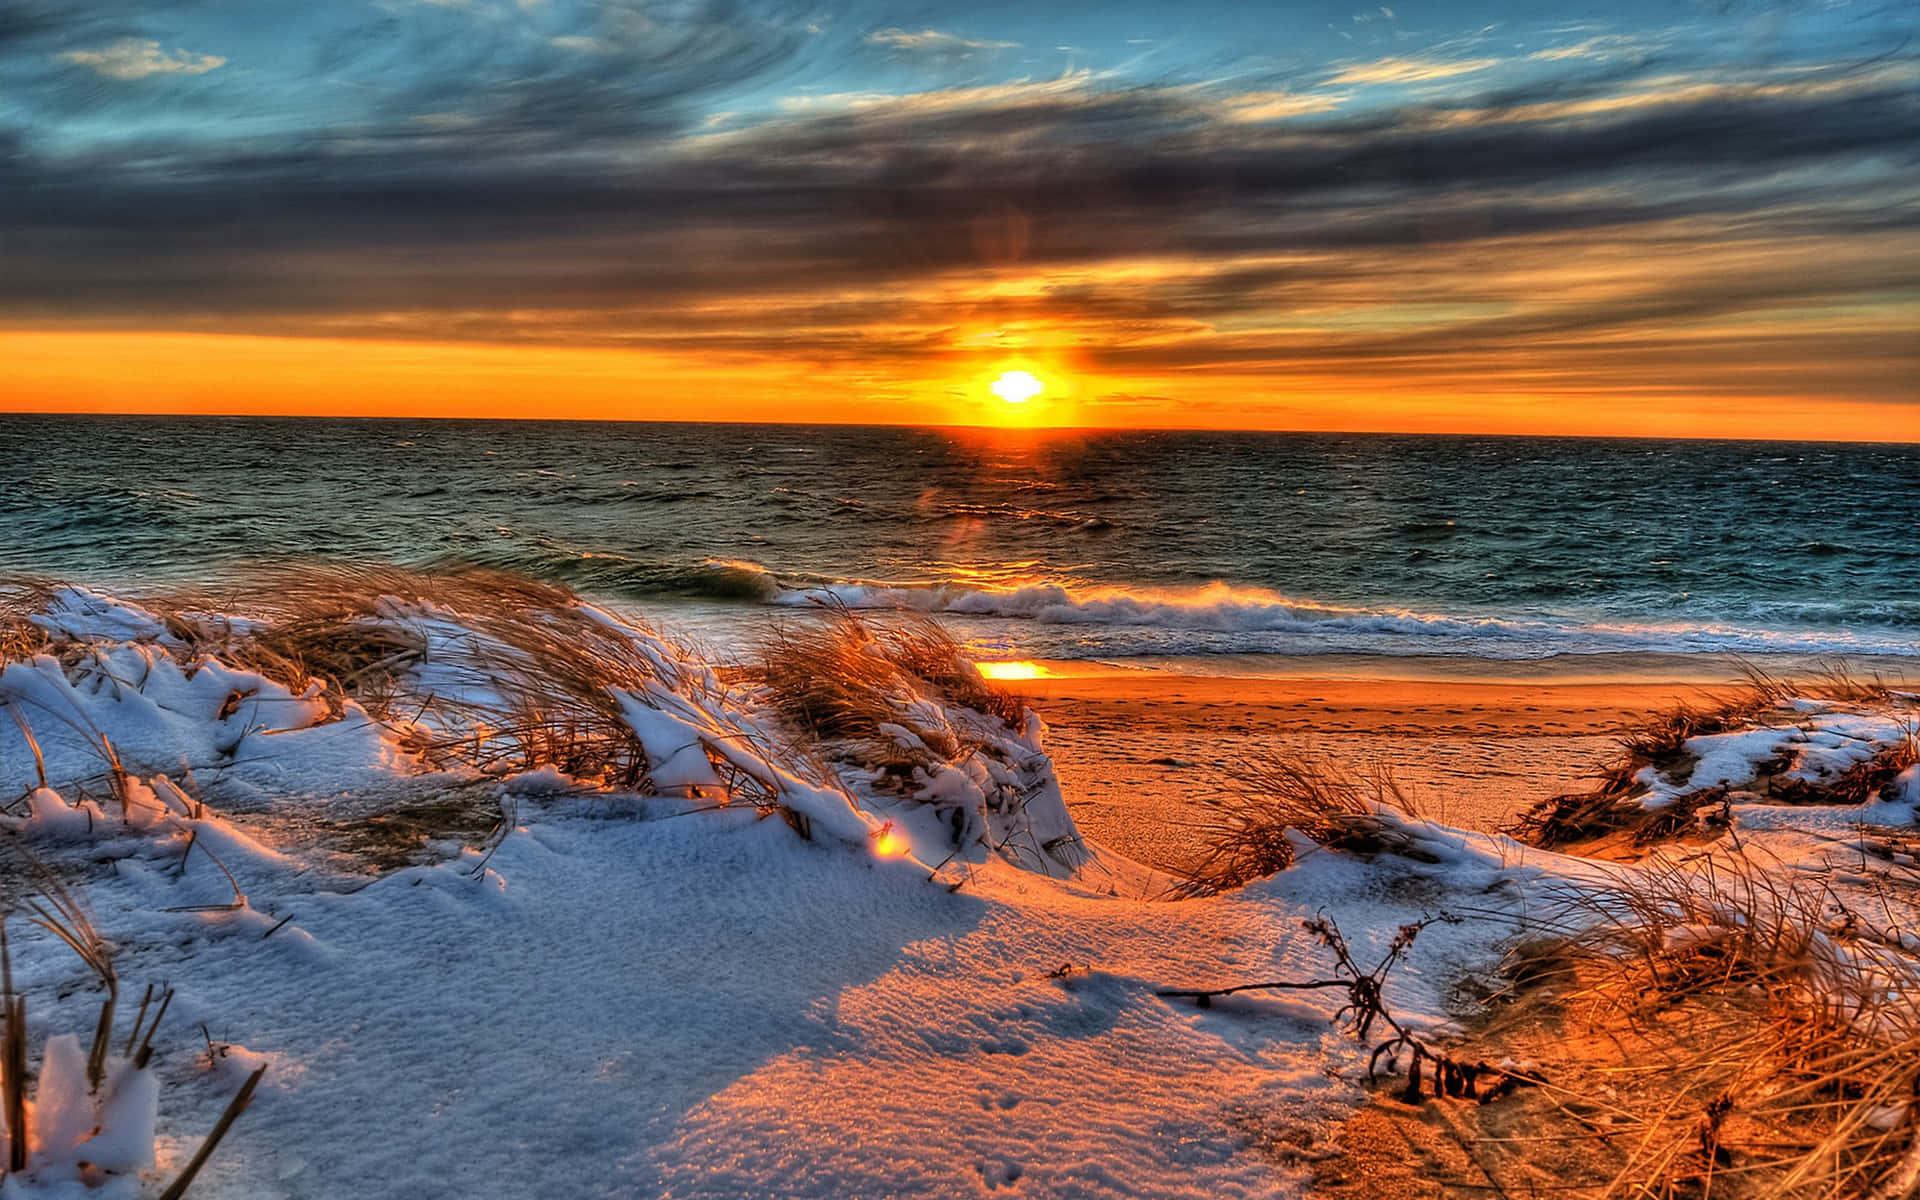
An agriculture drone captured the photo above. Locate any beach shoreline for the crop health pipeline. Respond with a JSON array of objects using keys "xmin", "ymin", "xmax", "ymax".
[{"xmin": 998, "ymin": 655, "xmax": 1915, "ymax": 872}]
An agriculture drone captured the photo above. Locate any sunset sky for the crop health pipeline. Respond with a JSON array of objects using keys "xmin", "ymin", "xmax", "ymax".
[{"xmin": 3, "ymin": 0, "xmax": 1916, "ymax": 438}]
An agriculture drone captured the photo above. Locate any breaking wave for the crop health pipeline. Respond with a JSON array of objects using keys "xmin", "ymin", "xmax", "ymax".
[{"xmin": 766, "ymin": 578, "xmax": 1920, "ymax": 659}]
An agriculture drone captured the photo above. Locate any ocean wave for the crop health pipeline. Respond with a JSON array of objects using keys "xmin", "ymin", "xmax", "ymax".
[
  {"xmin": 779, "ymin": 580, "xmax": 1498, "ymax": 633},
  {"xmin": 677, "ymin": 559, "xmax": 784, "ymax": 602},
  {"xmin": 768, "ymin": 579, "xmax": 1920, "ymax": 659}
]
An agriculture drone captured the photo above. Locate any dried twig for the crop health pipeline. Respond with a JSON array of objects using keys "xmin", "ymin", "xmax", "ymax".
[{"xmin": 157, "ymin": 1064, "xmax": 266, "ymax": 1200}]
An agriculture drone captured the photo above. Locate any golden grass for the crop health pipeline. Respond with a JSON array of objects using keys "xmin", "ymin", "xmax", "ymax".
[
  {"xmin": 203, "ymin": 566, "xmax": 828, "ymax": 820},
  {"xmin": 151, "ymin": 565, "xmax": 549, "ymax": 720},
  {"xmin": 1506, "ymin": 785, "xmax": 1735, "ymax": 852},
  {"xmin": 1611, "ymin": 680, "xmax": 1783, "ymax": 786},
  {"xmin": 1468, "ymin": 848, "xmax": 1920, "ymax": 1198},
  {"xmin": 1179, "ymin": 753, "xmax": 1431, "ymax": 895},
  {"xmin": 1791, "ymin": 659, "xmax": 1903, "ymax": 706},
  {"xmin": 1772, "ymin": 724, "xmax": 1920, "ymax": 807},
  {"xmin": 0, "ymin": 618, "xmax": 49, "ymax": 666},
  {"xmin": 0, "ymin": 580, "xmax": 58, "ymax": 666},
  {"xmin": 755, "ymin": 603, "xmax": 1022, "ymax": 769},
  {"xmin": 1512, "ymin": 664, "xmax": 1916, "ymax": 851}
]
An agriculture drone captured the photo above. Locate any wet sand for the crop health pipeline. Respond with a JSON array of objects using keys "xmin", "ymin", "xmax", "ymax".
[{"xmin": 1001, "ymin": 665, "xmax": 1751, "ymax": 873}]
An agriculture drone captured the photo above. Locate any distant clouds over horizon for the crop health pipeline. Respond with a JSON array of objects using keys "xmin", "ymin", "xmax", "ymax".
[{"xmin": 3, "ymin": 0, "xmax": 1916, "ymax": 435}]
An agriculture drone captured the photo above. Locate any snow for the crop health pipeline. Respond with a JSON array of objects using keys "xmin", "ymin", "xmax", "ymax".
[
  {"xmin": 0, "ymin": 585, "xmax": 1915, "ymax": 1198},
  {"xmin": 1605, "ymin": 701, "xmax": 1917, "ymax": 818}
]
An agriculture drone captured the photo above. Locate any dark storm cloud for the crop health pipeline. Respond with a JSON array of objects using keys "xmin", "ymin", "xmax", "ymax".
[{"xmin": 7, "ymin": 76, "xmax": 1914, "ymax": 289}]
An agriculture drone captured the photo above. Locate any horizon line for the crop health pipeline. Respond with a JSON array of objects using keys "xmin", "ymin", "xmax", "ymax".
[{"xmin": 3, "ymin": 406, "xmax": 1916, "ymax": 447}]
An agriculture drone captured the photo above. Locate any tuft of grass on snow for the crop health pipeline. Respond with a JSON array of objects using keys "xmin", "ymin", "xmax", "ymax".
[
  {"xmin": 1486, "ymin": 847, "xmax": 1920, "ymax": 1198},
  {"xmin": 1509, "ymin": 665, "xmax": 1912, "ymax": 850},
  {"xmin": 1504, "ymin": 784, "xmax": 1734, "ymax": 852},
  {"xmin": 756, "ymin": 602, "xmax": 1023, "ymax": 762},
  {"xmin": 5, "ymin": 565, "xmax": 855, "ymax": 853},
  {"xmin": 235, "ymin": 566, "xmax": 824, "ymax": 813},
  {"xmin": 1773, "ymin": 721, "xmax": 1919, "ymax": 807},
  {"xmin": 1608, "ymin": 678, "xmax": 1782, "ymax": 788},
  {"xmin": 1179, "ymin": 753, "xmax": 1431, "ymax": 896},
  {"xmin": 427, "ymin": 607, "xmax": 675, "ymax": 788},
  {"xmin": 1504, "ymin": 680, "xmax": 1776, "ymax": 851},
  {"xmin": 159, "ymin": 565, "xmax": 682, "ymax": 784},
  {"xmin": 152, "ymin": 565, "xmax": 539, "ymax": 721},
  {"xmin": 0, "ymin": 579, "xmax": 57, "ymax": 666}
]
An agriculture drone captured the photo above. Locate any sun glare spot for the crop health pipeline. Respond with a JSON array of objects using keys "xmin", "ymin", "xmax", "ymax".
[
  {"xmin": 872, "ymin": 823, "xmax": 910, "ymax": 858},
  {"xmin": 990, "ymin": 370, "xmax": 1044, "ymax": 404},
  {"xmin": 978, "ymin": 660, "xmax": 1047, "ymax": 681}
]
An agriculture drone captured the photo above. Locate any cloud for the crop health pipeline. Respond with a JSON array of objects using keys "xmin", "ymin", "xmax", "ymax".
[
  {"xmin": 771, "ymin": 71, "xmax": 1094, "ymax": 117},
  {"xmin": 1217, "ymin": 90, "xmax": 1345, "ymax": 122},
  {"xmin": 1326, "ymin": 55, "xmax": 1499, "ymax": 84},
  {"xmin": 2, "ymin": 5, "xmax": 1913, "ymax": 413},
  {"xmin": 864, "ymin": 28, "xmax": 1017, "ymax": 56},
  {"xmin": 58, "ymin": 38, "xmax": 224, "ymax": 80},
  {"xmin": 1530, "ymin": 35, "xmax": 1650, "ymax": 62}
]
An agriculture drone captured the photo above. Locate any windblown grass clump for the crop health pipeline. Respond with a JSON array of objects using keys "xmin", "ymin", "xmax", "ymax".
[
  {"xmin": 1772, "ymin": 724, "xmax": 1919, "ymax": 807},
  {"xmin": 1468, "ymin": 849, "xmax": 1920, "ymax": 1198},
  {"xmin": 1180, "ymin": 754, "xmax": 1432, "ymax": 895},
  {"xmin": 154, "ymin": 565, "xmax": 576, "ymax": 721},
  {"xmin": 749, "ymin": 603, "xmax": 1091, "ymax": 870},
  {"xmin": 0, "ymin": 581, "xmax": 58, "ymax": 666},
  {"xmin": 1506, "ymin": 784, "xmax": 1734, "ymax": 852},
  {"xmin": 1511, "ymin": 663, "xmax": 1916, "ymax": 851},
  {"xmin": 755, "ymin": 604, "xmax": 1023, "ymax": 767},
  {"xmin": 1792, "ymin": 659, "xmax": 1901, "ymax": 706},
  {"xmin": 1503, "ymin": 677, "xmax": 1779, "ymax": 851},
  {"xmin": 1607, "ymin": 678, "xmax": 1784, "ymax": 790},
  {"xmin": 205, "ymin": 566, "xmax": 829, "ymax": 817}
]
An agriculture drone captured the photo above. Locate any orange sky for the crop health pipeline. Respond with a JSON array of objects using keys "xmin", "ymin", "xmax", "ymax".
[
  {"xmin": 9, "ymin": 0, "xmax": 1919, "ymax": 446},
  {"xmin": 10, "ymin": 14, "xmax": 1918, "ymax": 443},
  {"xmin": 5, "ymin": 330, "xmax": 1915, "ymax": 442}
]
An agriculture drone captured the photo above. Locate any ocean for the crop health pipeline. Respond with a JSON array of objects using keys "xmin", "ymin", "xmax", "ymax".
[{"xmin": 2, "ymin": 415, "xmax": 1915, "ymax": 666}]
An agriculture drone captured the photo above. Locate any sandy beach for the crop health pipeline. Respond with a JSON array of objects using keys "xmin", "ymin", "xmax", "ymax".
[{"xmin": 1000, "ymin": 656, "xmax": 1907, "ymax": 872}]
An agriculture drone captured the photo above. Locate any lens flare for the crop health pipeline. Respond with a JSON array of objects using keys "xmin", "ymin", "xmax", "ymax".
[{"xmin": 871, "ymin": 823, "xmax": 909, "ymax": 858}]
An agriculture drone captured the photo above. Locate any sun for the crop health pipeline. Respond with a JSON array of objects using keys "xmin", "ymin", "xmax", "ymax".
[{"xmin": 990, "ymin": 370, "xmax": 1045, "ymax": 405}]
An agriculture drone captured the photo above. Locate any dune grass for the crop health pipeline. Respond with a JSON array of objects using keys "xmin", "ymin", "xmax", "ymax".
[
  {"xmin": 187, "ymin": 566, "xmax": 841, "ymax": 821},
  {"xmin": 153, "ymin": 565, "xmax": 569, "ymax": 722},
  {"xmin": 1465, "ymin": 847, "xmax": 1920, "ymax": 1198},
  {"xmin": 1505, "ymin": 784, "xmax": 1736, "ymax": 852},
  {"xmin": 1773, "ymin": 722, "xmax": 1919, "ymax": 807},
  {"xmin": 0, "ymin": 580, "xmax": 59, "ymax": 668},
  {"xmin": 1178, "ymin": 753, "xmax": 1432, "ymax": 895},
  {"xmin": 1512, "ymin": 663, "xmax": 1916, "ymax": 851},
  {"xmin": 754, "ymin": 602, "xmax": 1023, "ymax": 770}
]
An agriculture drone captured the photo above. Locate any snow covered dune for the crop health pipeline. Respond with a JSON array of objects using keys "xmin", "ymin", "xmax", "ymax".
[{"xmin": 0, "ymin": 571, "xmax": 1915, "ymax": 1199}]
